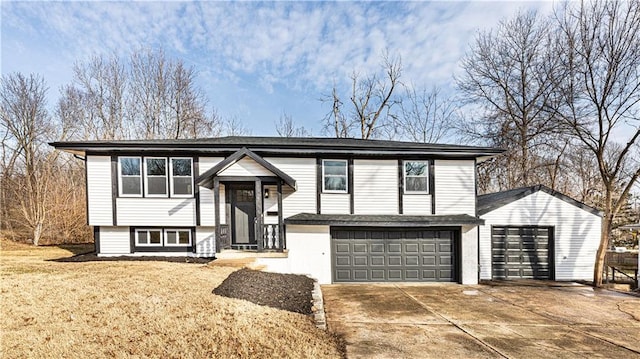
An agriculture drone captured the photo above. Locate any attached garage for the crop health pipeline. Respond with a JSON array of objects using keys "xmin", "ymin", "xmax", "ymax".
[
  {"xmin": 478, "ymin": 185, "xmax": 601, "ymax": 281},
  {"xmin": 331, "ymin": 228, "xmax": 458, "ymax": 282},
  {"xmin": 281, "ymin": 213, "xmax": 485, "ymax": 284}
]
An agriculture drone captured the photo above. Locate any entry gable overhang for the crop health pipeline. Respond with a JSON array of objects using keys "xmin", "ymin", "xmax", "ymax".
[
  {"xmin": 477, "ymin": 184, "xmax": 602, "ymax": 217},
  {"xmin": 196, "ymin": 147, "xmax": 297, "ymax": 190},
  {"xmin": 284, "ymin": 213, "xmax": 484, "ymax": 227}
]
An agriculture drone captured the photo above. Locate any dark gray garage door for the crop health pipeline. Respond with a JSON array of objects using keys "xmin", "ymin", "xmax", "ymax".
[
  {"xmin": 331, "ymin": 228, "xmax": 458, "ymax": 282},
  {"xmin": 491, "ymin": 226, "xmax": 554, "ymax": 280}
]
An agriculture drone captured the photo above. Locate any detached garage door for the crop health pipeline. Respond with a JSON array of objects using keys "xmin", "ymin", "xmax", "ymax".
[
  {"xmin": 491, "ymin": 226, "xmax": 554, "ymax": 279},
  {"xmin": 331, "ymin": 228, "xmax": 458, "ymax": 282}
]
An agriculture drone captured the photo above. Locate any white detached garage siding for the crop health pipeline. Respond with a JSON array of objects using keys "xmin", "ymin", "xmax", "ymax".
[{"xmin": 478, "ymin": 185, "xmax": 602, "ymax": 281}]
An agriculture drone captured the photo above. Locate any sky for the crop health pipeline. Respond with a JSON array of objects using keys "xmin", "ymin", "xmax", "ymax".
[{"xmin": 1, "ymin": 0, "xmax": 557, "ymax": 137}]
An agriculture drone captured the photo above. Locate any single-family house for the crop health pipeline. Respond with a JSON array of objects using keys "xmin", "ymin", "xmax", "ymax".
[{"xmin": 50, "ymin": 136, "xmax": 601, "ymax": 284}]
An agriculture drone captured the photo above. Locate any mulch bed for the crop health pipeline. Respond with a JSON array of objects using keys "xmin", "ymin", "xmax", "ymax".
[
  {"xmin": 52, "ymin": 253, "xmax": 214, "ymax": 263},
  {"xmin": 213, "ymin": 268, "xmax": 315, "ymax": 314}
]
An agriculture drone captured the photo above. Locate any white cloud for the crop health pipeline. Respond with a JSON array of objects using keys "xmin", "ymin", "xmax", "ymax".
[{"xmin": 1, "ymin": 0, "xmax": 558, "ymax": 133}]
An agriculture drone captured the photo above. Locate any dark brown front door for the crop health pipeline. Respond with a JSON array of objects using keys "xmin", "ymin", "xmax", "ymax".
[{"xmin": 229, "ymin": 183, "xmax": 256, "ymax": 247}]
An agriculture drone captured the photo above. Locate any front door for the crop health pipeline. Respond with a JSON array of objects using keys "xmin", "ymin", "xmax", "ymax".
[{"xmin": 229, "ymin": 183, "xmax": 256, "ymax": 248}]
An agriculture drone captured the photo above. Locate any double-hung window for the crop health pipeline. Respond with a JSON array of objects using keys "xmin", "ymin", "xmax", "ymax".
[
  {"xmin": 323, "ymin": 160, "xmax": 348, "ymax": 192},
  {"xmin": 119, "ymin": 157, "xmax": 142, "ymax": 197},
  {"xmin": 170, "ymin": 158, "xmax": 193, "ymax": 197},
  {"xmin": 404, "ymin": 161, "xmax": 429, "ymax": 193},
  {"xmin": 145, "ymin": 157, "xmax": 168, "ymax": 196}
]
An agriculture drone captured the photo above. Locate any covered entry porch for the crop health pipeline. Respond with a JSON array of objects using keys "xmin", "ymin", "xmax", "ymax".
[{"xmin": 196, "ymin": 148, "xmax": 297, "ymax": 253}]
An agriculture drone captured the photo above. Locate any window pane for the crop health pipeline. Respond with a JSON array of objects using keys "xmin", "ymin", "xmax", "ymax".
[
  {"xmin": 147, "ymin": 177, "xmax": 167, "ymax": 195},
  {"xmin": 121, "ymin": 158, "xmax": 140, "ymax": 176},
  {"xmin": 150, "ymin": 231, "xmax": 161, "ymax": 244},
  {"xmin": 172, "ymin": 159, "xmax": 191, "ymax": 176},
  {"xmin": 324, "ymin": 176, "xmax": 346, "ymax": 191},
  {"xmin": 137, "ymin": 231, "xmax": 148, "ymax": 244},
  {"xmin": 406, "ymin": 177, "xmax": 428, "ymax": 192},
  {"xmin": 166, "ymin": 231, "xmax": 177, "ymax": 244},
  {"xmin": 178, "ymin": 231, "xmax": 190, "ymax": 244},
  {"xmin": 122, "ymin": 177, "xmax": 141, "ymax": 195},
  {"xmin": 324, "ymin": 161, "xmax": 346, "ymax": 175},
  {"xmin": 173, "ymin": 178, "xmax": 192, "ymax": 195},
  {"xmin": 146, "ymin": 158, "xmax": 166, "ymax": 175},
  {"xmin": 405, "ymin": 162, "xmax": 428, "ymax": 176}
]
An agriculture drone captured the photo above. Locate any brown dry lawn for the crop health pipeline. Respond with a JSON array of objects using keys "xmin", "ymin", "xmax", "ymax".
[{"xmin": 0, "ymin": 240, "xmax": 343, "ymax": 358}]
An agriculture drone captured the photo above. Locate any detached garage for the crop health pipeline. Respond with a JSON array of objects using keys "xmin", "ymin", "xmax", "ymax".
[{"xmin": 478, "ymin": 185, "xmax": 602, "ymax": 281}]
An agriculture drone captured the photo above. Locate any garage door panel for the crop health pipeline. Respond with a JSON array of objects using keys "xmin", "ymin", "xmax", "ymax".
[
  {"xmin": 370, "ymin": 256, "xmax": 385, "ymax": 266},
  {"xmin": 492, "ymin": 226, "xmax": 553, "ymax": 280},
  {"xmin": 336, "ymin": 256, "xmax": 350, "ymax": 266},
  {"xmin": 405, "ymin": 256, "xmax": 419, "ymax": 266},
  {"xmin": 353, "ymin": 256, "xmax": 368, "ymax": 266},
  {"xmin": 388, "ymin": 243, "xmax": 402, "ymax": 253},
  {"xmin": 332, "ymin": 228, "xmax": 457, "ymax": 283},
  {"xmin": 388, "ymin": 256, "xmax": 402, "ymax": 266},
  {"xmin": 405, "ymin": 243, "xmax": 419, "ymax": 253}
]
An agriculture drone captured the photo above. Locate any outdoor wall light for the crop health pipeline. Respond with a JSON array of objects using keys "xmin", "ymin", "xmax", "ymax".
[{"xmin": 264, "ymin": 188, "xmax": 270, "ymax": 198}]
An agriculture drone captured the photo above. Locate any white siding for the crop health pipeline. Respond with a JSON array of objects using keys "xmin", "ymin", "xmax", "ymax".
[
  {"xmin": 218, "ymin": 157, "xmax": 274, "ymax": 177},
  {"xmin": 199, "ymin": 184, "xmax": 225, "ymax": 226},
  {"xmin": 198, "ymin": 157, "xmax": 224, "ymax": 226},
  {"xmin": 117, "ymin": 198, "xmax": 196, "ymax": 226},
  {"xmin": 98, "ymin": 226, "xmax": 130, "ymax": 254},
  {"xmin": 198, "ymin": 157, "xmax": 224, "ymax": 173},
  {"xmin": 402, "ymin": 194, "xmax": 432, "ymax": 215},
  {"xmin": 195, "ymin": 227, "xmax": 216, "ymax": 257},
  {"xmin": 353, "ymin": 159, "xmax": 398, "ymax": 214},
  {"xmin": 266, "ymin": 157, "xmax": 317, "ymax": 218},
  {"xmin": 86, "ymin": 156, "xmax": 113, "ymax": 225},
  {"xmin": 321, "ymin": 193, "xmax": 350, "ymax": 214},
  {"xmin": 479, "ymin": 191, "xmax": 601, "ymax": 281},
  {"xmin": 434, "ymin": 159, "xmax": 476, "ymax": 215},
  {"xmin": 461, "ymin": 225, "xmax": 479, "ymax": 285},
  {"xmin": 256, "ymin": 225, "xmax": 332, "ymax": 284},
  {"xmin": 263, "ymin": 184, "xmax": 279, "ymax": 225}
]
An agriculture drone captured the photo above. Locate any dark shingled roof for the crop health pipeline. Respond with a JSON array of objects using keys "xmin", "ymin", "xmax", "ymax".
[
  {"xmin": 284, "ymin": 213, "xmax": 484, "ymax": 227},
  {"xmin": 477, "ymin": 185, "xmax": 602, "ymax": 216},
  {"xmin": 50, "ymin": 136, "xmax": 503, "ymax": 159}
]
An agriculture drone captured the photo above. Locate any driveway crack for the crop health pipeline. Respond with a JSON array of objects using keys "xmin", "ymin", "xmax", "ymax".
[{"xmin": 394, "ymin": 285, "xmax": 509, "ymax": 359}]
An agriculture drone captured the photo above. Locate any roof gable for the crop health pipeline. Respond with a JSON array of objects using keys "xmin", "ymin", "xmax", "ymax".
[
  {"xmin": 196, "ymin": 148, "xmax": 297, "ymax": 189},
  {"xmin": 477, "ymin": 185, "xmax": 602, "ymax": 217}
]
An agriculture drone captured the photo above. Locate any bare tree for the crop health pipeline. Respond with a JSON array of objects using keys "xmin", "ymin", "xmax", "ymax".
[
  {"xmin": 457, "ymin": 10, "xmax": 563, "ymax": 188},
  {"xmin": 129, "ymin": 48, "xmax": 213, "ymax": 139},
  {"xmin": 395, "ymin": 85, "xmax": 455, "ymax": 143},
  {"xmin": 322, "ymin": 53, "xmax": 402, "ymax": 139},
  {"xmin": 555, "ymin": 0, "xmax": 640, "ymax": 286},
  {"xmin": 69, "ymin": 54, "xmax": 129, "ymax": 140},
  {"xmin": 0, "ymin": 73, "xmax": 53, "ymax": 245},
  {"xmin": 275, "ymin": 112, "xmax": 311, "ymax": 137},
  {"xmin": 222, "ymin": 116, "xmax": 251, "ymax": 136}
]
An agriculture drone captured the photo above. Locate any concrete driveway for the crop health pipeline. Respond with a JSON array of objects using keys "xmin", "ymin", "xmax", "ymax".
[{"xmin": 322, "ymin": 283, "xmax": 640, "ymax": 358}]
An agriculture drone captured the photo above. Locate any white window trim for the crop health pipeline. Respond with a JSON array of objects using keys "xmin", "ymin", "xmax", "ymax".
[
  {"xmin": 144, "ymin": 157, "xmax": 168, "ymax": 197},
  {"xmin": 163, "ymin": 229, "xmax": 192, "ymax": 247},
  {"xmin": 403, "ymin": 160, "xmax": 430, "ymax": 194},
  {"xmin": 135, "ymin": 229, "xmax": 163, "ymax": 246},
  {"xmin": 118, "ymin": 157, "xmax": 143, "ymax": 198},
  {"xmin": 322, "ymin": 159, "xmax": 348, "ymax": 193},
  {"xmin": 169, "ymin": 157, "xmax": 194, "ymax": 198}
]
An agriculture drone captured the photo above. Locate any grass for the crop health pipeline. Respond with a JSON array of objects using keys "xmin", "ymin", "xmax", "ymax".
[{"xmin": 0, "ymin": 240, "xmax": 343, "ymax": 358}]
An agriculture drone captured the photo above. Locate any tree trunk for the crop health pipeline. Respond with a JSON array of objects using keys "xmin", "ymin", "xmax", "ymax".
[
  {"xmin": 593, "ymin": 215, "xmax": 612, "ymax": 286},
  {"xmin": 32, "ymin": 221, "xmax": 43, "ymax": 246}
]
